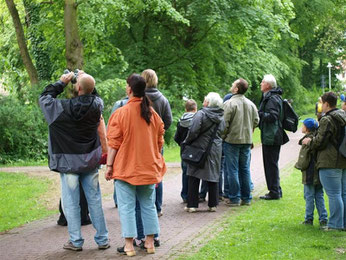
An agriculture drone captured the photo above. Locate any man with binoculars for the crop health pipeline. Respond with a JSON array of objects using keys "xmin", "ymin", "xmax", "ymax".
[{"xmin": 39, "ymin": 71, "xmax": 109, "ymax": 251}]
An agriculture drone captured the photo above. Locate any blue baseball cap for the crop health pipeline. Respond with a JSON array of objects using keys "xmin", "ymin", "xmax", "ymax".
[
  {"xmin": 341, "ymin": 93, "xmax": 345, "ymax": 102},
  {"xmin": 302, "ymin": 118, "xmax": 318, "ymax": 130}
]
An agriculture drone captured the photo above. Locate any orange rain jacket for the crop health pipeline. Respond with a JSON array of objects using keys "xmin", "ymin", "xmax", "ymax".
[{"xmin": 107, "ymin": 97, "xmax": 166, "ymax": 185}]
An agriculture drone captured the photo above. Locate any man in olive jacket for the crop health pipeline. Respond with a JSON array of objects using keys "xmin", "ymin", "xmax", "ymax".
[
  {"xmin": 302, "ymin": 92, "xmax": 346, "ymax": 230},
  {"xmin": 258, "ymin": 74, "xmax": 289, "ymax": 200},
  {"xmin": 222, "ymin": 79, "xmax": 259, "ymax": 206}
]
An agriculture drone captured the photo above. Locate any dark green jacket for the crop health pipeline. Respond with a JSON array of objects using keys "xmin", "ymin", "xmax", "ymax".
[
  {"xmin": 258, "ymin": 88, "xmax": 289, "ymax": 145},
  {"xmin": 295, "ymin": 132, "xmax": 320, "ymax": 185},
  {"xmin": 309, "ymin": 108, "xmax": 346, "ymax": 169}
]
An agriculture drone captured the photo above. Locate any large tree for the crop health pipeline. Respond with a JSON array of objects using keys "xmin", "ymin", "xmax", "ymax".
[{"xmin": 5, "ymin": 0, "xmax": 38, "ymax": 86}]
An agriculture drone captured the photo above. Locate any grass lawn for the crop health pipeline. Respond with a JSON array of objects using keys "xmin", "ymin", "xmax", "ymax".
[
  {"xmin": 182, "ymin": 167, "xmax": 346, "ymax": 260},
  {"xmin": 0, "ymin": 172, "xmax": 57, "ymax": 232},
  {"xmin": 0, "ymin": 159, "xmax": 47, "ymax": 168}
]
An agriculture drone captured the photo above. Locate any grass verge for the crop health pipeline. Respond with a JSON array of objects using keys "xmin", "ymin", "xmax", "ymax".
[
  {"xmin": 181, "ymin": 167, "xmax": 346, "ymax": 259},
  {"xmin": 0, "ymin": 172, "xmax": 57, "ymax": 232}
]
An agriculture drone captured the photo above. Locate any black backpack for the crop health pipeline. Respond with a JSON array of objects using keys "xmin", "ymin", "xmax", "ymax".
[{"xmin": 282, "ymin": 99, "xmax": 299, "ymax": 133}]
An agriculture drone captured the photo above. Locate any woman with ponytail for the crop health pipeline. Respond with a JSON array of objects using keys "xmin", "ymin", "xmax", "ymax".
[{"xmin": 105, "ymin": 74, "xmax": 166, "ymax": 256}]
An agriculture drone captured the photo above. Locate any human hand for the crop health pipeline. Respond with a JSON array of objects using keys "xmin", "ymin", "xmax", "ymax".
[
  {"xmin": 60, "ymin": 72, "xmax": 74, "ymax": 84},
  {"xmin": 105, "ymin": 166, "xmax": 113, "ymax": 181},
  {"xmin": 302, "ymin": 137, "xmax": 311, "ymax": 145},
  {"xmin": 99, "ymin": 153, "xmax": 107, "ymax": 165}
]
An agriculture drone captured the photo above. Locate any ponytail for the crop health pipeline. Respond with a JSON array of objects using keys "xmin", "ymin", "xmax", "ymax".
[{"xmin": 141, "ymin": 95, "xmax": 152, "ymax": 125}]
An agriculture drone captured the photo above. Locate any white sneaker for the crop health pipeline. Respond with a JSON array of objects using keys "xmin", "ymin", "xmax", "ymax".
[
  {"xmin": 208, "ymin": 207, "xmax": 217, "ymax": 212},
  {"xmin": 184, "ymin": 206, "xmax": 197, "ymax": 213}
]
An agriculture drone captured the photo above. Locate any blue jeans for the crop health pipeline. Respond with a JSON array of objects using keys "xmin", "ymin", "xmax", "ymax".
[
  {"xmin": 224, "ymin": 143, "xmax": 252, "ymax": 203},
  {"xmin": 303, "ymin": 184, "xmax": 328, "ymax": 222},
  {"xmin": 116, "ymin": 180, "xmax": 160, "ymax": 238},
  {"xmin": 223, "ymin": 143, "xmax": 229, "ymax": 196},
  {"xmin": 113, "ymin": 180, "xmax": 117, "ymax": 206},
  {"xmin": 181, "ymin": 161, "xmax": 188, "ymax": 200},
  {"xmin": 60, "ymin": 170, "xmax": 108, "ymax": 247},
  {"xmin": 135, "ymin": 199, "xmax": 159, "ymax": 240},
  {"xmin": 319, "ymin": 168, "xmax": 346, "ymax": 229},
  {"xmin": 155, "ymin": 182, "xmax": 163, "ymax": 213}
]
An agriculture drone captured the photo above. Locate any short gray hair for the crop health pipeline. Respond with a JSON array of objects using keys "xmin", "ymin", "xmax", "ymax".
[
  {"xmin": 262, "ymin": 74, "xmax": 277, "ymax": 89},
  {"xmin": 205, "ymin": 92, "xmax": 223, "ymax": 108}
]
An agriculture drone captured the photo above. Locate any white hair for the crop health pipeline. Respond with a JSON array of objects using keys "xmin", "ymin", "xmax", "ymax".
[
  {"xmin": 205, "ymin": 92, "xmax": 223, "ymax": 108},
  {"xmin": 262, "ymin": 74, "xmax": 277, "ymax": 89}
]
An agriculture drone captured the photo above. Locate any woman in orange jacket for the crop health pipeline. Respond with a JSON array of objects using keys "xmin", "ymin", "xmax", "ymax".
[{"xmin": 105, "ymin": 74, "xmax": 166, "ymax": 256}]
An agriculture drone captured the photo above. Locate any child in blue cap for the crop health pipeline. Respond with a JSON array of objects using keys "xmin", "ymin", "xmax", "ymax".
[
  {"xmin": 341, "ymin": 93, "xmax": 345, "ymax": 111},
  {"xmin": 295, "ymin": 118, "xmax": 328, "ymax": 227}
]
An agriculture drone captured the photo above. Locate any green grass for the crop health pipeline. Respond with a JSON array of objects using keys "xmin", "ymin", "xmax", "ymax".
[
  {"xmin": 0, "ymin": 159, "xmax": 47, "ymax": 168},
  {"xmin": 164, "ymin": 144, "xmax": 181, "ymax": 162},
  {"xmin": 0, "ymin": 172, "xmax": 57, "ymax": 232},
  {"xmin": 182, "ymin": 167, "xmax": 346, "ymax": 260}
]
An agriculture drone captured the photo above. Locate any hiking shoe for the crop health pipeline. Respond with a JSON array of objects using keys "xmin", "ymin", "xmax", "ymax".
[
  {"xmin": 98, "ymin": 242, "xmax": 111, "ymax": 250},
  {"xmin": 319, "ymin": 220, "xmax": 328, "ymax": 228},
  {"xmin": 63, "ymin": 241, "xmax": 82, "ymax": 251},
  {"xmin": 208, "ymin": 207, "xmax": 217, "ymax": 212},
  {"xmin": 184, "ymin": 206, "xmax": 197, "ymax": 213},
  {"xmin": 301, "ymin": 219, "xmax": 313, "ymax": 225},
  {"xmin": 154, "ymin": 238, "xmax": 160, "ymax": 247},
  {"xmin": 229, "ymin": 202, "xmax": 240, "ymax": 207},
  {"xmin": 240, "ymin": 201, "xmax": 251, "ymax": 206}
]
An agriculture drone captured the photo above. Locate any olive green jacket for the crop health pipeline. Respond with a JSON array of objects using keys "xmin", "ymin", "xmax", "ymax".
[{"xmin": 309, "ymin": 108, "xmax": 346, "ymax": 169}]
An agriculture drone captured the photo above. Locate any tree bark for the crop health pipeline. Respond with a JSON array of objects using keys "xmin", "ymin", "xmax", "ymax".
[
  {"xmin": 5, "ymin": 0, "xmax": 39, "ymax": 86},
  {"xmin": 64, "ymin": 0, "xmax": 83, "ymax": 70}
]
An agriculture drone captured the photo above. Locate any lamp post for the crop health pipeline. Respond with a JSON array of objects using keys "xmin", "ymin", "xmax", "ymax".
[{"xmin": 327, "ymin": 62, "xmax": 332, "ymax": 91}]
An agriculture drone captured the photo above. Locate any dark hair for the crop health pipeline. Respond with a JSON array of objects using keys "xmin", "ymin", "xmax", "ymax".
[
  {"xmin": 185, "ymin": 99, "xmax": 197, "ymax": 112},
  {"xmin": 127, "ymin": 74, "xmax": 152, "ymax": 124},
  {"xmin": 321, "ymin": 92, "xmax": 337, "ymax": 108},
  {"xmin": 235, "ymin": 78, "xmax": 249, "ymax": 94}
]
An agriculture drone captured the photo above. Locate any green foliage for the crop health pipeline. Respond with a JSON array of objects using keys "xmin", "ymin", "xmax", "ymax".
[
  {"xmin": 181, "ymin": 167, "xmax": 346, "ymax": 259},
  {"xmin": 0, "ymin": 172, "xmax": 56, "ymax": 232},
  {"xmin": 0, "ymin": 95, "xmax": 48, "ymax": 164}
]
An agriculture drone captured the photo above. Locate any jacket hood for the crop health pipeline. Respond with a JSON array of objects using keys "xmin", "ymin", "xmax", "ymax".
[
  {"xmin": 328, "ymin": 108, "xmax": 346, "ymax": 125},
  {"xmin": 202, "ymin": 107, "xmax": 224, "ymax": 124},
  {"xmin": 70, "ymin": 95, "xmax": 101, "ymax": 121},
  {"xmin": 145, "ymin": 88, "xmax": 162, "ymax": 102},
  {"xmin": 267, "ymin": 87, "xmax": 283, "ymax": 96},
  {"xmin": 180, "ymin": 112, "xmax": 195, "ymax": 127}
]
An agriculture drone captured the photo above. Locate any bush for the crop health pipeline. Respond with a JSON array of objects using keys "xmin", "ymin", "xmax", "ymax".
[{"xmin": 0, "ymin": 96, "xmax": 48, "ymax": 164}]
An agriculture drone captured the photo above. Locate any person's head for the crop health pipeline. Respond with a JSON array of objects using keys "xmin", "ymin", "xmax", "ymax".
[
  {"xmin": 321, "ymin": 91, "xmax": 337, "ymax": 113},
  {"xmin": 341, "ymin": 94, "xmax": 346, "ymax": 111},
  {"xmin": 141, "ymin": 69, "xmax": 158, "ymax": 88},
  {"xmin": 302, "ymin": 118, "xmax": 318, "ymax": 134},
  {"xmin": 75, "ymin": 73, "xmax": 95, "ymax": 95},
  {"xmin": 230, "ymin": 78, "xmax": 249, "ymax": 95},
  {"xmin": 185, "ymin": 99, "xmax": 197, "ymax": 113},
  {"xmin": 260, "ymin": 74, "xmax": 277, "ymax": 93},
  {"xmin": 126, "ymin": 73, "xmax": 152, "ymax": 124},
  {"xmin": 203, "ymin": 92, "xmax": 223, "ymax": 108}
]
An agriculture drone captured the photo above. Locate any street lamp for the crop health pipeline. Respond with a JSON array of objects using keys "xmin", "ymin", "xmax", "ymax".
[{"xmin": 327, "ymin": 62, "xmax": 332, "ymax": 91}]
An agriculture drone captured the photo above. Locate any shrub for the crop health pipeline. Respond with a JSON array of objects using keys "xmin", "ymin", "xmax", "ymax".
[{"xmin": 0, "ymin": 96, "xmax": 48, "ymax": 164}]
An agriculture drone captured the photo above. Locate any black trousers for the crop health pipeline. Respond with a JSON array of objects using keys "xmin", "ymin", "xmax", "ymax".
[
  {"xmin": 57, "ymin": 183, "xmax": 91, "ymax": 225},
  {"xmin": 187, "ymin": 175, "xmax": 218, "ymax": 208},
  {"xmin": 262, "ymin": 144, "xmax": 282, "ymax": 198}
]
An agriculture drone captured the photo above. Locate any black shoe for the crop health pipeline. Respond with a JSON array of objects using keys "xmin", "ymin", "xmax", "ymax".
[
  {"xmin": 154, "ymin": 238, "xmax": 160, "ymax": 247},
  {"xmin": 57, "ymin": 218, "xmax": 67, "ymax": 226},
  {"xmin": 301, "ymin": 219, "xmax": 313, "ymax": 225},
  {"xmin": 259, "ymin": 194, "xmax": 280, "ymax": 200},
  {"xmin": 319, "ymin": 220, "xmax": 328, "ymax": 228},
  {"xmin": 117, "ymin": 246, "xmax": 125, "ymax": 253}
]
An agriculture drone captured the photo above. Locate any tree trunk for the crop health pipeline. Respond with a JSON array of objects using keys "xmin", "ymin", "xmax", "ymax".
[
  {"xmin": 5, "ymin": 0, "xmax": 39, "ymax": 86},
  {"xmin": 64, "ymin": 0, "xmax": 83, "ymax": 70}
]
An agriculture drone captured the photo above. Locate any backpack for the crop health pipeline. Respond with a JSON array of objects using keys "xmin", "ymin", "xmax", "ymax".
[{"xmin": 282, "ymin": 99, "xmax": 299, "ymax": 133}]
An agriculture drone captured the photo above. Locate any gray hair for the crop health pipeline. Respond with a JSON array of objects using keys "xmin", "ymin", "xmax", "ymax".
[
  {"xmin": 262, "ymin": 74, "xmax": 277, "ymax": 89},
  {"xmin": 205, "ymin": 92, "xmax": 223, "ymax": 108}
]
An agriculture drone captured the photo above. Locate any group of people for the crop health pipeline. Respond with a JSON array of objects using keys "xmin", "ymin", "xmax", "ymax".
[{"xmin": 39, "ymin": 69, "xmax": 345, "ymax": 256}]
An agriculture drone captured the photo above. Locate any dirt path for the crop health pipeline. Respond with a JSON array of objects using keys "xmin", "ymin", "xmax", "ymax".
[{"xmin": 0, "ymin": 131, "xmax": 303, "ymax": 259}]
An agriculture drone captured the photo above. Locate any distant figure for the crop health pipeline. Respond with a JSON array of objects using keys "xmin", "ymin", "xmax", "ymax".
[
  {"xmin": 315, "ymin": 97, "xmax": 323, "ymax": 121},
  {"xmin": 341, "ymin": 93, "xmax": 346, "ymax": 111},
  {"xmin": 174, "ymin": 99, "xmax": 198, "ymax": 203},
  {"xmin": 295, "ymin": 118, "xmax": 327, "ymax": 227},
  {"xmin": 183, "ymin": 92, "xmax": 225, "ymax": 213},
  {"xmin": 258, "ymin": 74, "xmax": 289, "ymax": 200},
  {"xmin": 222, "ymin": 78, "xmax": 259, "ymax": 207},
  {"xmin": 302, "ymin": 92, "xmax": 346, "ymax": 231}
]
